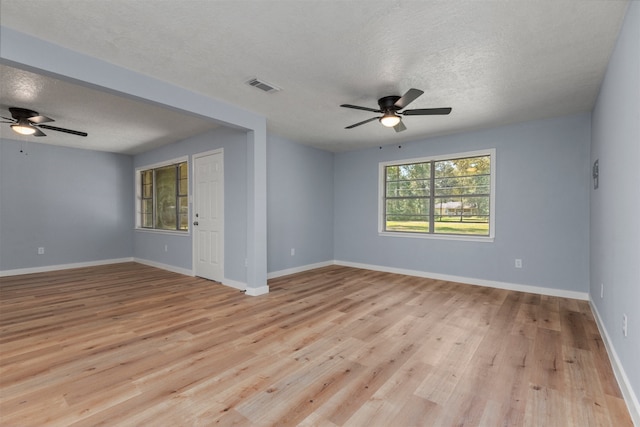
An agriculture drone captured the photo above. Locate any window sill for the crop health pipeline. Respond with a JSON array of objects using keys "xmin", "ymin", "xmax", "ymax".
[
  {"xmin": 378, "ymin": 231, "xmax": 494, "ymax": 243},
  {"xmin": 135, "ymin": 228, "xmax": 190, "ymax": 236}
]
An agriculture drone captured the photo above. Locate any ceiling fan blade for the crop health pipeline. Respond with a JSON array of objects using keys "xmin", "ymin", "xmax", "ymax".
[
  {"xmin": 340, "ymin": 104, "xmax": 382, "ymax": 113},
  {"xmin": 394, "ymin": 88, "xmax": 424, "ymax": 109},
  {"xmin": 402, "ymin": 107, "xmax": 452, "ymax": 116},
  {"xmin": 38, "ymin": 124, "xmax": 88, "ymax": 137},
  {"xmin": 1, "ymin": 116, "xmax": 15, "ymax": 122},
  {"xmin": 0, "ymin": 120, "xmax": 15, "ymax": 124},
  {"xmin": 28, "ymin": 115, "xmax": 54, "ymax": 124},
  {"xmin": 32, "ymin": 127, "xmax": 47, "ymax": 137},
  {"xmin": 345, "ymin": 117, "xmax": 380, "ymax": 129},
  {"xmin": 393, "ymin": 120, "xmax": 407, "ymax": 133}
]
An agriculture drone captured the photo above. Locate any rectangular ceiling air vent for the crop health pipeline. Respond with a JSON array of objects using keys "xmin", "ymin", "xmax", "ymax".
[{"xmin": 246, "ymin": 78, "xmax": 281, "ymax": 93}]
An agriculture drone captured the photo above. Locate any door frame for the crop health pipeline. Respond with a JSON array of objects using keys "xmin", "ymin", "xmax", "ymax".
[{"xmin": 191, "ymin": 148, "xmax": 224, "ymax": 281}]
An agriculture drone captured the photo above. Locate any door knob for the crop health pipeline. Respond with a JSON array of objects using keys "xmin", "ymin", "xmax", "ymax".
[{"xmin": 193, "ymin": 221, "xmax": 199, "ymax": 226}]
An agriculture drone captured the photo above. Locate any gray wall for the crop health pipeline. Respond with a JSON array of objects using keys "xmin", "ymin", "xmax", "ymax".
[
  {"xmin": 133, "ymin": 127, "xmax": 248, "ymax": 283},
  {"xmin": 267, "ymin": 135, "xmax": 334, "ymax": 273},
  {"xmin": 334, "ymin": 114, "xmax": 591, "ymax": 293},
  {"xmin": 591, "ymin": 0, "xmax": 640, "ymax": 412},
  {"xmin": 0, "ymin": 138, "xmax": 133, "ymax": 270}
]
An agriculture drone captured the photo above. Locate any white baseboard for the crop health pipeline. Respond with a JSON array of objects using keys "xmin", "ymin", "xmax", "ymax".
[
  {"xmin": 130, "ymin": 259, "xmax": 259, "ymax": 296},
  {"xmin": 245, "ymin": 285, "xmax": 269, "ymax": 296},
  {"xmin": 267, "ymin": 259, "xmax": 589, "ymax": 301},
  {"xmin": 590, "ymin": 301, "xmax": 640, "ymax": 426},
  {"xmin": 222, "ymin": 277, "xmax": 247, "ymax": 291},
  {"xmin": 222, "ymin": 279, "xmax": 267, "ymax": 296},
  {"xmin": 0, "ymin": 258, "xmax": 135, "ymax": 277},
  {"xmin": 267, "ymin": 260, "xmax": 335, "ymax": 279},
  {"xmin": 333, "ymin": 260, "xmax": 589, "ymax": 300},
  {"xmin": 133, "ymin": 258, "xmax": 193, "ymax": 276}
]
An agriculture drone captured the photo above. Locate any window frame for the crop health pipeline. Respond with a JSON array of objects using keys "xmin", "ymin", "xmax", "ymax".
[
  {"xmin": 378, "ymin": 149, "xmax": 496, "ymax": 242},
  {"xmin": 135, "ymin": 156, "xmax": 190, "ymax": 234}
]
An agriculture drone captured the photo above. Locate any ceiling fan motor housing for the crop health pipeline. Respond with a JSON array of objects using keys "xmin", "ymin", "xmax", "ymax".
[
  {"xmin": 9, "ymin": 107, "xmax": 40, "ymax": 120},
  {"xmin": 378, "ymin": 96, "xmax": 402, "ymax": 113}
]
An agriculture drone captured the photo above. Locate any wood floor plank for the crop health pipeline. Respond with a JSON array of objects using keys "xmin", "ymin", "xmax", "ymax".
[
  {"xmin": 530, "ymin": 327, "xmax": 565, "ymax": 392},
  {"xmin": 343, "ymin": 358, "xmax": 431, "ymax": 426},
  {"xmin": 0, "ymin": 262, "xmax": 633, "ymax": 426}
]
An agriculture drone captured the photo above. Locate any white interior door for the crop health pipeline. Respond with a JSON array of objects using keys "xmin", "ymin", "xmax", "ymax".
[{"xmin": 193, "ymin": 150, "xmax": 224, "ymax": 282}]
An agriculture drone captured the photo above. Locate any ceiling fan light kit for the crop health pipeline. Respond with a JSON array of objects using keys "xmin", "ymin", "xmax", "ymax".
[
  {"xmin": 1, "ymin": 107, "xmax": 88, "ymax": 138},
  {"xmin": 341, "ymin": 88, "xmax": 452, "ymax": 132},
  {"xmin": 379, "ymin": 114, "xmax": 401, "ymax": 128},
  {"xmin": 10, "ymin": 119, "xmax": 37, "ymax": 135}
]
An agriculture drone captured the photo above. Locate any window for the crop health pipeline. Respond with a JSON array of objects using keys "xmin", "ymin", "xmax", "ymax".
[
  {"xmin": 380, "ymin": 149, "xmax": 495, "ymax": 240},
  {"xmin": 136, "ymin": 158, "xmax": 189, "ymax": 231}
]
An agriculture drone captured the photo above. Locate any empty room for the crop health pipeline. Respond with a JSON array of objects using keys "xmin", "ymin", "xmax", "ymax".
[{"xmin": 0, "ymin": 1, "xmax": 638, "ymax": 426}]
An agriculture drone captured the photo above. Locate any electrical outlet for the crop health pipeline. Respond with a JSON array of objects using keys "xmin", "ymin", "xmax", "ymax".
[
  {"xmin": 515, "ymin": 259, "xmax": 522, "ymax": 268},
  {"xmin": 291, "ymin": 248, "xmax": 295, "ymax": 256},
  {"xmin": 623, "ymin": 314, "xmax": 628, "ymax": 337},
  {"xmin": 37, "ymin": 247, "xmax": 45, "ymax": 255},
  {"xmin": 600, "ymin": 283, "xmax": 604, "ymax": 299},
  {"xmin": 164, "ymin": 244, "xmax": 168, "ymax": 252}
]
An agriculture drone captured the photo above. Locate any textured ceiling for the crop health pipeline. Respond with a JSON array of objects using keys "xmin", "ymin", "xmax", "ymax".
[
  {"xmin": 0, "ymin": 65, "xmax": 219, "ymax": 154},
  {"xmin": 0, "ymin": 0, "xmax": 630, "ymax": 153}
]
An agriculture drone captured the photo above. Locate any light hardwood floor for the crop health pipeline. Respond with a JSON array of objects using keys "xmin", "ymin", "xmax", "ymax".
[{"xmin": 0, "ymin": 263, "xmax": 633, "ymax": 426}]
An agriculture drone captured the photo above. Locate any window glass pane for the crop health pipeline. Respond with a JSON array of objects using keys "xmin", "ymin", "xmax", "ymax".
[
  {"xmin": 178, "ymin": 196, "xmax": 189, "ymax": 230},
  {"xmin": 435, "ymin": 175, "xmax": 490, "ymax": 196},
  {"xmin": 142, "ymin": 213, "xmax": 153, "ymax": 228},
  {"xmin": 178, "ymin": 195, "xmax": 188, "ymax": 214},
  {"xmin": 464, "ymin": 196, "xmax": 490, "ymax": 219},
  {"xmin": 434, "ymin": 221, "xmax": 489, "ymax": 235},
  {"xmin": 434, "ymin": 196, "xmax": 489, "ymax": 235},
  {"xmin": 179, "ymin": 178, "xmax": 188, "ymax": 196},
  {"xmin": 142, "ymin": 199, "xmax": 153, "ymax": 228},
  {"xmin": 387, "ymin": 163, "xmax": 430, "ymax": 181},
  {"xmin": 433, "ymin": 155, "xmax": 491, "ymax": 235},
  {"xmin": 385, "ymin": 162, "xmax": 431, "ymax": 230},
  {"xmin": 178, "ymin": 162, "xmax": 188, "ymax": 195},
  {"xmin": 142, "ymin": 199, "xmax": 153, "ymax": 215},
  {"xmin": 178, "ymin": 215, "xmax": 189, "ymax": 231},
  {"xmin": 142, "ymin": 183, "xmax": 153, "ymax": 198},
  {"xmin": 142, "ymin": 169, "xmax": 153, "ymax": 199},
  {"xmin": 142, "ymin": 170, "xmax": 153, "ymax": 184},
  {"xmin": 435, "ymin": 155, "xmax": 490, "ymax": 178},
  {"xmin": 155, "ymin": 166, "xmax": 177, "ymax": 230},
  {"xmin": 179, "ymin": 162, "xmax": 188, "ymax": 179},
  {"xmin": 385, "ymin": 198, "xmax": 429, "ymax": 233},
  {"xmin": 386, "ymin": 179, "xmax": 430, "ymax": 197}
]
